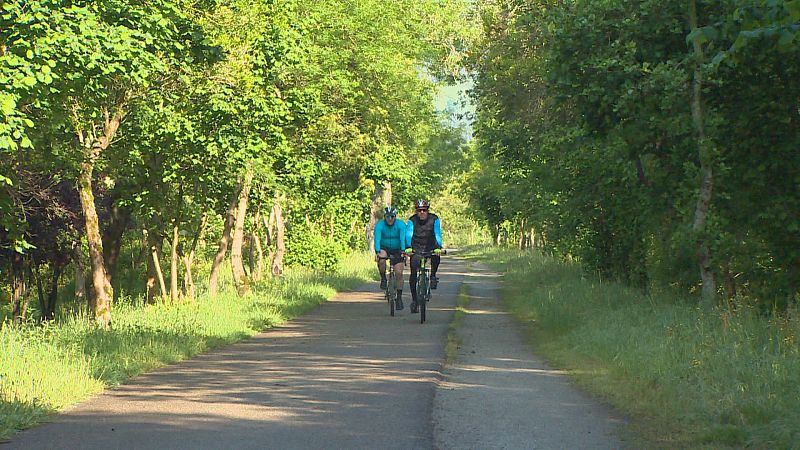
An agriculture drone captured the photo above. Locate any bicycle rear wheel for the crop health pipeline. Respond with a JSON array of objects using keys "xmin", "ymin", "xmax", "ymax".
[{"xmin": 387, "ymin": 272, "xmax": 396, "ymax": 316}]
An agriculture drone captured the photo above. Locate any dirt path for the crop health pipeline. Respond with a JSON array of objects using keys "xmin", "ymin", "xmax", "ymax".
[
  {"xmin": 433, "ymin": 262, "xmax": 626, "ymax": 449},
  {"xmin": 4, "ymin": 257, "xmax": 625, "ymax": 449}
]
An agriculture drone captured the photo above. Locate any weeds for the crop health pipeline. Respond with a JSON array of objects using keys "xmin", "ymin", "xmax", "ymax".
[{"xmin": 468, "ymin": 247, "xmax": 800, "ymax": 449}]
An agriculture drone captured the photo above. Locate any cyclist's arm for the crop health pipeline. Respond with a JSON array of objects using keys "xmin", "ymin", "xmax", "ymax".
[
  {"xmin": 374, "ymin": 221, "xmax": 383, "ymax": 254},
  {"xmin": 405, "ymin": 219, "xmax": 414, "ymax": 249},
  {"xmin": 397, "ymin": 220, "xmax": 408, "ymax": 250},
  {"xmin": 434, "ymin": 218, "xmax": 443, "ymax": 248}
]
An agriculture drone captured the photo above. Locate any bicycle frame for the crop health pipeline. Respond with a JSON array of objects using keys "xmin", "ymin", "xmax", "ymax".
[
  {"xmin": 413, "ymin": 250, "xmax": 443, "ymax": 323},
  {"xmin": 418, "ymin": 258, "xmax": 431, "ymax": 303},
  {"xmin": 378, "ymin": 254, "xmax": 403, "ymax": 316}
]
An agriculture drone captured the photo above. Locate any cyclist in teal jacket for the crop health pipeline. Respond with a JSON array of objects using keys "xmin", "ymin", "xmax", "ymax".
[{"xmin": 374, "ymin": 206, "xmax": 407, "ymax": 310}]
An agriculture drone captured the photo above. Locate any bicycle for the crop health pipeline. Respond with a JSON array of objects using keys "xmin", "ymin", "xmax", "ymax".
[
  {"xmin": 378, "ymin": 253, "xmax": 404, "ymax": 316},
  {"xmin": 411, "ymin": 249, "xmax": 446, "ymax": 324}
]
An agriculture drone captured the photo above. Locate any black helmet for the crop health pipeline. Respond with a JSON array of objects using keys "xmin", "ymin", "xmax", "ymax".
[
  {"xmin": 415, "ymin": 199, "xmax": 429, "ymax": 210},
  {"xmin": 383, "ymin": 206, "xmax": 398, "ymax": 219}
]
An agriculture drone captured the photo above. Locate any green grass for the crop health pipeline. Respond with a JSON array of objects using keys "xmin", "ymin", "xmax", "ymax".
[
  {"xmin": 465, "ymin": 246, "xmax": 800, "ymax": 449},
  {"xmin": 0, "ymin": 252, "xmax": 374, "ymax": 441}
]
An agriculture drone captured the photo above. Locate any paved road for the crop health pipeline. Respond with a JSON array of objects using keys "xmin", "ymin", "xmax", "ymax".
[{"xmin": 4, "ymin": 257, "xmax": 625, "ymax": 449}]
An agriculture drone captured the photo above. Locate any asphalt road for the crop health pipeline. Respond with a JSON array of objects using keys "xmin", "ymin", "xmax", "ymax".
[{"xmin": 4, "ymin": 257, "xmax": 625, "ymax": 449}]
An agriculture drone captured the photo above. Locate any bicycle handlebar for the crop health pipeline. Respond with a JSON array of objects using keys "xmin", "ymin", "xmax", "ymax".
[
  {"xmin": 377, "ymin": 253, "xmax": 407, "ymax": 261},
  {"xmin": 409, "ymin": 249, "xmax": 447, "ymax": 258}
]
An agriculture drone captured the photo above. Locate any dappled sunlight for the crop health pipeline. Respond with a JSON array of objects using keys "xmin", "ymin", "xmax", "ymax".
[
  {"xmin": 4, "ymin": 256, "xmax": 467, "ymax": 448},
  {"xmin": 460, "ymin": 307, "xmax": 504, "ymax": 315},
  {"xmin": 41, "ymin": 339, "xmax": 451, "ymax": 442},
  {"xmin": 460, "ymin": 272, "xmax": 502, "ymax": 279},
  {"xmin": 452, "ymin": 364, "xmax": 570, "ymax": 376}
]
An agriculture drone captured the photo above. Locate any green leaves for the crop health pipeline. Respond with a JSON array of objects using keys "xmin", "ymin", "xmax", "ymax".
[
  {"xmin": 686, "ymin": 26, "xmax": 719, "ymax": 45},
  {"xmin": 0, "ymin": 94, "xmax": 15, "ymax": 116},
  {"xmin": 0, "ymin": 0, "xmax": 474, "ymax": 269},
  {"xmin": 469, "ymin": 0, "xmax": 800, "ymax": 311}
]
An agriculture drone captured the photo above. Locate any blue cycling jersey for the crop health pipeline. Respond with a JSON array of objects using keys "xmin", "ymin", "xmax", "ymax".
[{"xmin": 374, "ymin": 219, "xmax": 407, "ymax": 253}]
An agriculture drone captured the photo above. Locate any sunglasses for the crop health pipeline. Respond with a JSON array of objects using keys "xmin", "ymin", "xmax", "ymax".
[
  {"xmin": 385, "ymin": 214, "xmax": 396, "ymax": 219},
  {"xmin": 416, "ymin": 208, "xmax": 429, "ymax": 212}
]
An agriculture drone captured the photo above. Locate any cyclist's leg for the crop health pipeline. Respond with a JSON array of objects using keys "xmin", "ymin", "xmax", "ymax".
[
  {"xmin": 377, "ymin": 249, "xmax": 389, "ymax": 289},
  {"xmin": 409, "ymin": 254, "xmax": 421, "ymax": 312},
  {"xmin": 389, "ymin": 251, "xmax": 403, "ymax": 281},
  {"xmin": 430, "ymin": 251, "xmax": 441, "ymax": 289},
  {"xmin": 430, "ymin": 253, "xmax": 441, "ymax": 276},
  {"xmin": 390, "ymin": 252, "xmax": 404, "ymax": 310}
]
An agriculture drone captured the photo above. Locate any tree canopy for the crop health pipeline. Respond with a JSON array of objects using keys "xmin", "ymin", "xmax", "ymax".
[{"xmin": 468, "ymin": 0, "xmax": 800, "ymax": 309}]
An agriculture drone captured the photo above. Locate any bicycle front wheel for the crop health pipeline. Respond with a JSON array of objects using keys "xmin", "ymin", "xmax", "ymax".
[
  {"xmin": 387, "ymin": 272, "xmax": 396, "ymax": 316},
  {"xmin": 418, "ymin": 274, "xmax": 429, "ymax": 324}
]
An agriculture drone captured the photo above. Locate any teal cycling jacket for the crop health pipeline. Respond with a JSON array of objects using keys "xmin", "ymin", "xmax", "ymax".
[{"xmin": 374, "ymin": 219, "xmax": 407, "ymax": 253}]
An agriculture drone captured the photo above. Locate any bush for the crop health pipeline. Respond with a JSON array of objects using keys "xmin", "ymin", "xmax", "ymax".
[{"xmin": 285, "ymin": 223, "xmax": 347, "ymax": 271}]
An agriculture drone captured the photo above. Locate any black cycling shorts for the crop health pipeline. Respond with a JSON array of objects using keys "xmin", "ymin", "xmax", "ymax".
[{"xmin": 380, "ymin": 248, "xmax": 405, "ymax": 265}]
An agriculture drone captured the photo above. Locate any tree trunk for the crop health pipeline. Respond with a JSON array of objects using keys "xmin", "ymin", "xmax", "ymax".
[
  {"xmin": 45, "ymin": 264, "xmax": 61, "ymax": 321},
  {"xmin": 263, "ymin": 207, "xmax": 275, "ymax": 246},
  {"xmin": 263, "ymin": 208, "xmax": 276, "ymax": 272},
  {"xmin": 102, "ymin": 202, "xmax": 131, "ymax": 286},
  {"xmin": 182, "ymin": 214, "xmax": 206, "ymax": 300},
  {"xmin": 145, "ymin": 228, "xmax": 163, "ymax": 303},
  {"xmin": 366, "ymin": 181, "xmax": 392, "ymax": 254},
  {"xmin": 721, "ymin": 261, "xmax": 737, "ymax": 306},
  {"xmin": 152, "ymin": 244, "xmax": 167, "ymax": 302},
  {"xmin": 209, "ymin": 190, "xmax": 239, "ymax": 297},
  {"xmin": 183, "ymin": 255, "xmax": 195, "ymax": 300},
  {"xmin": 74, "ymin": 105, "xmax": 124, "ymax": 328},
  {"xmin": 787, "ymin": 260, "xmax": 798, "ymax": 311},
  {"xmin": 252, "ymin": 210, "xmax": 264, "ymax": 282},
  {"xmin": 688, "ymin": 0, "xmax": 717, "ymax": 304},
  {"xmin": 170, "ymin": 222, "xmax": 180, "ymax": 302},
  {"xmin": 248, "ymin": 230, "xmax": 254, "ymax": 279},
  {"xmin": 33, "ymin": 263, "xmax": 46, "ymax": 320},
  {"xmin": 518, "ymin": 218, "xmax": 527, "ymax": 249},
  {"xmin": 78, "ymin": 160, "xmax": 113, "ymax": 327},
  {"xmin": 271, "ymin": 193, "xmax": 286, "ymax": 277},
  {"xmin": 11, "ymin": 274, "xmax": 30, "ymax": 324},
  {"xmin": 10, "ymin": 254, "xmax": 29, "ymax": 323},
  {"xmin": 231, "ymin": 171, "xmax": 253, "ymax": 296},
  {"xmin": 73, "ymin": 241, "xmax": 87, "ymax": 307}
]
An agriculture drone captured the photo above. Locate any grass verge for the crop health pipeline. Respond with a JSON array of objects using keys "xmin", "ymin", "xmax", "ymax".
[
  {"xmin": 465, "ymin": 246, "xmax": 799, "ymax": 449},
  {"xmin": 0, "ymin": 252, "xmax": 373, "ymax": 442}
]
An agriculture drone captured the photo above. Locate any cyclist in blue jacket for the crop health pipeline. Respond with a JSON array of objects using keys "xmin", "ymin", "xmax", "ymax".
[
  {"xmin": 404, "ymin": 199, "xmax": 443, "ymax": 313},
  {"xmin": 374, "ymin": 206, "xmax": 407, "ymax": 310}
]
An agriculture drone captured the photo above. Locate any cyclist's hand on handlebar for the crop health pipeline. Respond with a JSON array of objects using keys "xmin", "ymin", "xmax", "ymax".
[
  {"xmin": 405, "ymin": 248, "xmax": 413, "ymax": 255},
  {"xmin": 433, "ymin": 248, "xmax": 442, "ymax": 255}
]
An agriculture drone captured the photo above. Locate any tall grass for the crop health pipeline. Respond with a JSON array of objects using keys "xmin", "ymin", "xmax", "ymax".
[
  {"xmin": 470, "ymin": 247, "xmax": 800, "ymax": 449},
  {"xmin": 0, "ymin": 252, "xmax": 374, "ymax": 441}
]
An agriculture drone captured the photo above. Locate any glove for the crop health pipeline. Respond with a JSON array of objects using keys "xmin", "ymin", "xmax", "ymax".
[
  {"xmin": 433, "ymin": 248, "xmax": 442, "ymax": 255},
  {"xmin": 405, "ymin": 248, "xmax": 413, "ymax": 255}
]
